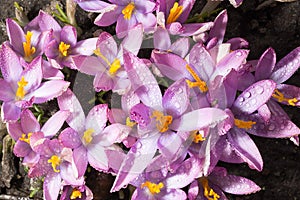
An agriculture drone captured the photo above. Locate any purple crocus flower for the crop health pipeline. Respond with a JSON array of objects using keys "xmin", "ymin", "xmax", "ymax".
[
  {"xmin": 72, "ymin": 24, "xmax": 143, "ymax": 94},
  {"xmin": 60, "ymin": 180, "xmax": 93, "ymax": 200},
  {"xmin": 130, "ymin": 157, "xmax": 201, "ymax": 200},
  {"xmin": 82, "ymin": 0, "xmax": 156, "ymax": 38},
  {"xmin": 188, "ymin": 166, "xmax": 260, "ymax": 200},
  {"xmin": 58, "ymin": 89, "xmax": 130, "ymax": 176},
  {"xmin": 0, "ymin": 44, "xmax": 70, "ymax": 122},
  {"xmin": 111, "ymin": 50, "xmax": 229, "ymax": 192},
  {"xmin": 28, "ymin": 138, "xmax": 81, "ymax": 200},
  {"xmin": 156, "ymin": 0, "xmax": 214, "ymax": 37},
  {"xmin": 7, "ymin": 109, "xmax": 69, "ymax": 167}
]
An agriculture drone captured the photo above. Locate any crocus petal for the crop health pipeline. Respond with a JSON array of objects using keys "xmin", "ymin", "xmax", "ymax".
[
  {"xmin": 189, "ymin": 43, "xmax": 215, "ymax": 82},
  {"xmin": 57, "ymin": 89, "xmax": 85, "ymax": 133},
  {"xmin": 227, "ymin": 128, "xmax": 263, "ymax": 171},
  {"xmin": 188, "ymin": 180, "xmax": 199, "ymax": 200},
  {"xmin": 106, "ymin": 147, "xmax": 126, "ymax": 173},
  {"xmin": 210, "ymin": 174, "xmax": 260, "ymax": 195},
  {"xmin": 158, "ymin": 131, "xmax": 183, "ymax": 160},
  {"xmin": 218, "ymin": 136, "xmax": 244, "ymax": 164},
  {"xmin": 41, "ymin": 110, "xmax": 70, "ymax": 137},
  {"xmin": 232, "ymin": 79, "xmax": 276, "ymax": 114},
  {"xmin": 28, "ymin": 80, "xmax": 70, "ymax": 104},
  {"xmin": 164, "ymin": 157, "xmax": 201, "ymax": 189},
  {"xmin": 77, "ymin": 0, "xmax": 111, "ymax": 12},
  {"xmin": 208, "ymin": 10, "xmax": 227, "ymax": 45},
  {"xmin": 87, "ymin": 144, "xmax": 109, "ymax": 171},
  {"xmin": 247, "ymin": 100, "xmax": 300, "ymax": 138},
  {"xmin": 61, "ymin": 26, "xmax": 77, "ymax": 47},
  {"xmin": 121, "ymin": 89, "xmax": 140, "ymax": 113},
  {"xmin": 171, "ymin": 108, "xmax": 228, "ymax": 132},
  {"xmin": 96, "ymin": 32, "xmax": 118, "ymax": 62},
  {"xmin": 163, "ymin": 79, "xmax": 189, "ymax": 118},
  {"xmin": 275, "ymin": 84, "xmax": 300, "ymax": 106},
  {"xmin": 1, "ymin": 101, "xmax": 21, "ymax": 122},
  {"xmin": 59, "ymin": 127, "xmax": 82, "ymax": 149},
  {"xmin": 134, "ymin": 0, "xmax": 156, "ymax": 13},
  {"xmin": 177, "ymin": 0, "xmax": 196, "ymax": 22},
  {"xmin": 93, "ymin": 71, "xmax": 114, "ymax": 91},
  {"xmin": 96, "ymin": 123, "xmax": 131, "ymax": 146},
  {"xmin": 22, "ymin": 56, "xmax": 43, "ymax": 91},
  {"xmin": 159, "ymin": 189, "xmax": 187, "ymax": 200},
  {"xmin": 73, "ymin": 146, "xmax": 88, "ymax": 177},
  {"xmin": 43, "ymin": 173, "xmax": 61, "ymax": 200},
  {"xmin": 94, "ymin": 5, "xmax": 120, "ymax": 26},
  {"xmin": 121, "ymin": 24, "xmax": 143, "ymax": 56},
  {"xmin": 116, "ymin": 15, "xmax": 138, "ymax": 38},
  {"xmin": 134, "ymin": 12, "xmax": 156, "ymax": 30},
  {"xmin": 229, "ymin": 0, "xmax": 243, "ymax": 7},
  {"xmin": 124, "ymin": 50, "xmax": 162, "ymax": 109},
  {"xmin": 7, "ymin": 122, "xmax": 23, "ymax": 141},
  {"xmin": 86, "ymin": 104, "xmax": 108, "ymax": 133},
  {"xmin": 0, "ymin": 44, "xmax": 22, "ymax": 83},
  {"xmin": 170, "ymin": 37, "xmax": 190, "ymax": 58},
  {"xmin": 255, "ymin": 47, "xmax": 276, "ymax": 81},
  {"xmin": 6, "ymin": 18, "xmax": 25, "ymax": 54},
  {"xmin": 20, "ymin": 109, "xmax": 40, "ymax": 133},
  {"xmin": 13, "ymin": 140, "xmax": 31, "ymax": 157},
  {"xmin": 227, "ymin": 37, "xmax": 249, "ymax": 50},
  {"xmin": 151, "ymin": 50, "xmax": 192, "ymax": 81},
  {"xmin": 153, "ymin": 26, "xmax": 171, "ymax": 51},
  {"xmin": 72, "ymin": 38, "xmax": 98, "ymax": 56},
  {"xmin": 111, "ymin": 133, "xmax": 160, "ymax": 192},
  {"xmin": 0, "ymin": 79, "xmax": 15, "ymax": 101},
  {"xmin": 73, "ymin": 55, "xmax": 104, "ymax": 75},
  {"xmin": 270, "ymin": 46, "xmax": 300, "ymax": 84}
]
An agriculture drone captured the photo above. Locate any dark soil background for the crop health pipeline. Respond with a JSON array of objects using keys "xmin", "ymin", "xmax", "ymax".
[{"xmin": 0, "ymin": 0, "xmax": 300, "ymax": 199}]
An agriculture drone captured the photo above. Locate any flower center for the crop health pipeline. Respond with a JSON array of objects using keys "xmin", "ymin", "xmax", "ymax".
[
  {"xmin": 167, "ymin": 2, "xmax": 183, "ymax": 24},
  {"xmin": 82, "ymin": 128, "xmax": 95, "ymax": 145},
  {"xmin": 59, "ymin": 41, "xmax": 71, "ymax": 57},
  {"xmin": 126, "ymin": 117, "xmax": 137, "ymax": 127},
  {"xmin": 70, "ymin": 188, "xmax": 82, "ymax": 199},
  {"xmin": 199, "ymin": 177, "xmax": 220, "ymax": 200},
  {"xmin": 272, "ymin": 89, "xmax": 298, "ymax": 106},
  {"xmin": 151, "ymin": 110, "xmax": 173, "ymax": 133},
  {"xmin": 94, "ymin": 48, "xmax": 121, "ymax": 76},
  {"xmin": 16, "ymin": 76, "xmax": 28, "ymax": 100},
  {"xmin": 141, "ymin": 181, "xmax": 164, "ymax": 195},
  {"xmin": 122, "ymin": 2, "xmax": 135, "ymax": 20},
  {"xmin": 191, "ymin": 130, "xmax": 206, "ymax": 143},
  {"xmin": 48, "ymin": 155, "xmax": 61, "ymax": 173},
  {"xmin": 23, "ymin": 31, "xmax": 36, "ymax": 62},
  {"xmin": 234, "ymin": 118, "xmax": 256, "ymax": 129},
  {"xmin": 185, "ymin": 64, "xmax": 208, "ymax": 93},
  {"xmin": 19, "ymin": 132, "xmax": 33, "ymax": 144}
]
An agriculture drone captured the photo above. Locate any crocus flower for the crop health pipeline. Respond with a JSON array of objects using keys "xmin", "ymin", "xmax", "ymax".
[
  {"xmin": 0, "ymin": 44, "xmax": 70, "ymax": 122},
  {"xmin": 130, "ymin": 157, "xmax": 201, "ymax": 200},
  {"xmin": 188, "ymin": 166, "xmax": 260, "ymax": 200},
  {"xmin": 85, "ymin": 0, "xmax": 156, "ymax": 38},
  {"xmin": 60, "ymin": 180, "xmax": 93, "ymax": 200},
  {"xmin": 156, "ymin": 0, "xmax": 214, "ymax": 37},
  {"xmin": 6, "ymin": 109, "xmax": 70, "ymax": 167},
  {"xmin": 58, "ymin": 89, "xmax": 130, "ymax": 176},
  {"xmin": 111, "ymin": 50, "xmax": 229, "ymax": 192},
  {"xmin": 72, "ymin": 24, "xmax": 143, "ymax": 94}
]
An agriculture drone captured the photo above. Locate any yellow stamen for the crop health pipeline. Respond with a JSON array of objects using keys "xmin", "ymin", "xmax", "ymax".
[
  {"xmin": 16, "ymin": 76, "xmax": 28, "ymax": 100},
  {"xmin": 94, "ymin": 48, "xmax": 121, "ymax": 76},
  {"xmin": 141, "ymin": 181, "xmax": 164, "ymax": 195},
  {"xmin": 191, "ymin": 130, "xmax": 206, "ymax": 143},
  {"xmin": 151, "ymin": 110, "xmax": 173, "ymax": 133},
  {"xmin": 59, "ymin": 41, "xmax": 71, "ymax": 57},
  {"xmin": 23, "ymin": 31, "xmax": 36, "ymax": 62},
  {"xmin": 48, "ymin": 155, "xmax": 61, "ymax": 173},
  {"xmin": 167, "ymin": 2, "xmax": 183, "ymax": 24},
  {"xmin": 199, "ymin": 177, "xmax": 220, "ymax": 200},
  {"xmin": 19, "ymin": 133, "xmax": 33, "ymax": 144},
  {"xmin": 234, "ymin": 118, "xmax": 256, "ymax": 129},
  {"xmin": 126, "ymin": 117, "xmax": 137, "ymax": 127},
  {"xmin": 122, "ymin": 2, "xmax": 135, "ymax": 20},
  {"xmin": 70, "ymin": 188, "xmax": 82, "ymax": 199},
  {"xmin": 185, "ymin": 64, "xmax": 208, "ymax": 93},
  {"xmin": 82, "ymin": 128, "xmax": 95, "ymax": 145},
  {"xmin": 272, "ymin": 89, "xmax": 298, "ymax": 106}
]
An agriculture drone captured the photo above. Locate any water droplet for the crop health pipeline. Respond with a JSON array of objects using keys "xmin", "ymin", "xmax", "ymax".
[
  {"xmin": 250, "ymin": 98, "xmax": 257, "ymax": 105},
  {"xmin": 239, "ymin": 97, "xmax": 245, "ymax": 102},
  {"xmin": 136, "ymin": 141, "xmax": 142, "ymax": 149},
  {"xmin": 244, "ymin": 92, "xmax": 251, "ymax": 98},
  {"xmin": 236, "ymin": 51, "xmax": 242, "ymax": 57},
  {"xmin": 245, "ymin": 103, "xmax": 250, "ymax": 108},
  {"xmin": 255, "ymin": 86, "xmax": 264, "ymax": 94},
  {"xmin": 268, "ymin": 124, "xmax": 275, "ymax": 131}
]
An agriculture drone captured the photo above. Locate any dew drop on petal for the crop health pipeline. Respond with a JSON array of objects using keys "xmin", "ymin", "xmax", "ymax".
[
  {"xmin": 235, "ymin": 51, "xmax": 242, "ymax": 57},
  {"xmin": 251, "ymin": 98, "xmax": 257, "ymax": 105},
  {"xmin": 239, "ymin": 97, "xmax": 245, "ymax": 102},
  {"xmin": 255, "ymin": 85, "xmax": 264, "ymax": 94},
  {"xmin": 268, "ymin": 124, "xmax": 275, "ymax": 131},
  {"xmin": 244, "ymin": 92, "xmax": 251, "ymax": 98},
  {"xmin": 136, "ymin": 141, "xmax": 142, "ymax": 149}
]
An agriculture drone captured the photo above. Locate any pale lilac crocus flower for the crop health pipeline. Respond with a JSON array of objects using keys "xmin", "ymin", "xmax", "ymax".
[
  {"xmin": 0, "ymin": 44, "xmax": 70, "ymax": 122},
  {"xmin": 7, "ymin": 109, "xmax": 69, "ymax": 167},
  {"xmin": 58, "ymin": 89, "xmax": 130, "ymax": 176},
  {"xmin": 72, "ymin": 24, "xmax": 143, "ymax": 94},
  {"xmin": 188, "ymin": 166, "xmax": 260, "ymax": 200},
  {"xmin": 111, "ymin": 50, "xmax": 228, "ymax": 192}
]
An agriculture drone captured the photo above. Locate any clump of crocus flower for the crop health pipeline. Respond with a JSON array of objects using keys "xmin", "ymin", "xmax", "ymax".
[{"xmin": 1, "ymin": 0, "xmax": 300, "ymax": 199}]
